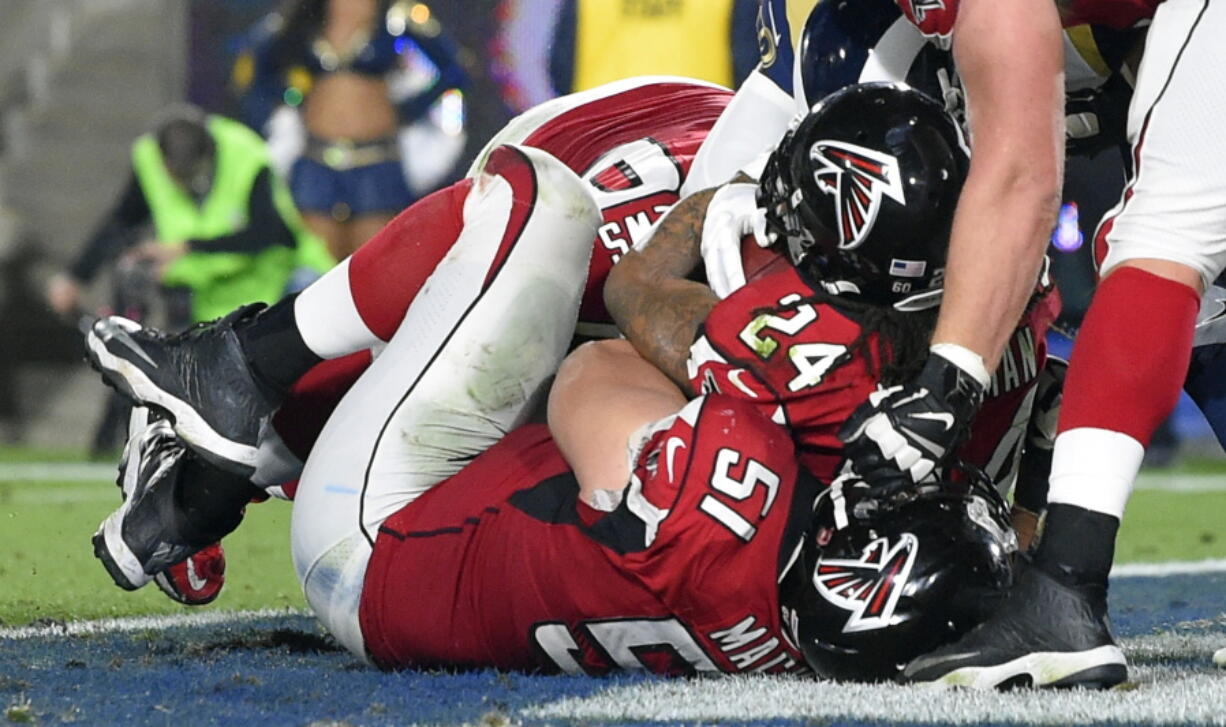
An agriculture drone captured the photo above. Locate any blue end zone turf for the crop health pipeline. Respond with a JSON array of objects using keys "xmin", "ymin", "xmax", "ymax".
[{"xmin": 2, "ymin": 573, "xmax": 1223, "ymax": 726}]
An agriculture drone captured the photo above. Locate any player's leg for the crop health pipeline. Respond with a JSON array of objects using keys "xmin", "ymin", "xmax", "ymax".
[
  {"xmin": 290, "ymin": 145, "xmax": 600, "ymax": 657},
  {"xmin": 85, "ymin": 179, "xmax": 473, "ymax": 478},
  {"xmin": 903, "ymin": 0, "xmax": 1226, "ymax": 688}
]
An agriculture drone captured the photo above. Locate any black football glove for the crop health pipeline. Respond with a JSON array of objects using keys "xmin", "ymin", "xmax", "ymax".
[{"xmin": 838, "ymin": 352, "xmax": 986, "ymax": 497}]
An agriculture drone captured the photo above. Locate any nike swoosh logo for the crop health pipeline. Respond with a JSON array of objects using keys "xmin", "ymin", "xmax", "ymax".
[
  {"xmin": 185, "ymin": 557, "xmax": 208, "ymax": 592},
  {"xmin": 909, "ymin": 412, "xmax": 955, "ymax": 430},
  {"xmin": 727, "ymin": 369, "xmax": 759, "ymax": 398},
  {"xmin": 100, "ymin": 322, "xmax": 158, "ymax": 369},
  {"xmin": 664, "ymin": 437, "xmax": 687, "ymax": 482},
  {"xmin": 905, "ymin": 651, "xmax": 983, "ymax": 677}
]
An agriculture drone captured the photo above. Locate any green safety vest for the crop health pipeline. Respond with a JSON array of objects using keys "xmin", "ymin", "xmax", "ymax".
[{"xmin": 131, "ymin": 115, "xmax": 333, "ymax": 321}]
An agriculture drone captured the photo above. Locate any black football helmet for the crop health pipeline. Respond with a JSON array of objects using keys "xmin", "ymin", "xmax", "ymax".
[
  {"xmin": 779, "ymin": 467, "xmax": 1016, "ymax": 681},
  {"xmin": 757, "ymin": 82, "xmax": 969, "ymax": 310}
]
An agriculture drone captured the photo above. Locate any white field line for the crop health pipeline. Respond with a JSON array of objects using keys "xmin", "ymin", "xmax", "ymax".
[
  {"xmin": 0, "ymin": 462, "xmax": 116, "ymax": 482},
  {"xmin": 0, "ymin": 607, "xmax": 309, "ymax": 640},
  {"xmin": 1134, "ymin": 472, "xmax": 1226, "ymax": 492},
  {"xmin": 1112, "ymin": 558, "xmax": 1226, "ymax": 578}
]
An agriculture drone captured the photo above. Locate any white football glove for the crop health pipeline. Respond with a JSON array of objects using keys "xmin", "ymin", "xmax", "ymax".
[{"xmin": 700, "ymin": 183, "xmax": 770, "ymax": 299}]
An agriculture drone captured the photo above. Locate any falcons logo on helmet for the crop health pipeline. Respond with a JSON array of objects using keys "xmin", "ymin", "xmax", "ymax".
[
  {"xmin": 813, "ymin": 534, "xmax": 918, "ymax": 633},
  {"xmin": 810, "ymin": 141, "xmax": 906, "ymax": 250}
]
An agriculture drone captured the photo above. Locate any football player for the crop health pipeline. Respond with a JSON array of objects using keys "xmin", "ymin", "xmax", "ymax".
[
  {"xmin": 86, "ymin": 77, "xmax": 734, "ymax": 599},
  {"xmin": 822, "ymin": 0, "xmax": 1226, "ymax": 690},
  {"xmin": 609, "ymin": 82, "xmax": 1060, "ymax": 544},
  {"xmin": 90, "ymin": 96, "xmax": 1014, "ymax": 679}
]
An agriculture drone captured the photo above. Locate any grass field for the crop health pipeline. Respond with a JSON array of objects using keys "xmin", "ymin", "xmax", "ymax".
[
  {"xmin": 2, "ymin": 453, "xmax": 1223, "ymax": 626},
  {"xmin": 1, "ymin": 449, "xmax": 1223, "ymax": 726}
]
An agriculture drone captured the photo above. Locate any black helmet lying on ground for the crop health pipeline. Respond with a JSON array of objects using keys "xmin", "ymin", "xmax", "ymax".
[{"xmin": 780, "ymin": 465, "xmax": 1016, "ymax": 681}]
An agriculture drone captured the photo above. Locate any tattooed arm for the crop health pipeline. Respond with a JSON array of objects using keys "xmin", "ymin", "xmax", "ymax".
[{"xmin": 604, "ymin": 187, "xmax": 720, "ymax": 396}]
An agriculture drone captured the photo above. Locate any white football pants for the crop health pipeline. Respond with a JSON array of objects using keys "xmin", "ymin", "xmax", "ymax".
[{"xmin": 289, "ymin": 145, "xmax": 599, "ymax": 659}]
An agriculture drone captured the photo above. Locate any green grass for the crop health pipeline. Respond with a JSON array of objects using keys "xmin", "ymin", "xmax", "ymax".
[
  {"xmin": 1116, "ymin": 488, "xmax": 1226, "ymax": 563},
  {"xmin": 0, "ymin": 452, "xmax": 1223, "ymax": 627},
  {"xmin": 0, "ymin": 477, "xmax": 303, "ymax": 626}
]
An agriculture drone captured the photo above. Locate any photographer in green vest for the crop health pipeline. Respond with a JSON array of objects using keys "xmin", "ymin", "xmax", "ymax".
[{"xmin": 47, "ymin": 106, "xmax": 334, "ymax": 324}]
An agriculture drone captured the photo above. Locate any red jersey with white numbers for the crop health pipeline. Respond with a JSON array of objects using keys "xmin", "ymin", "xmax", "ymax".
[
  {"xmin": 359, "ymin": 395, "xmax": 816, "ymax": 676},
  {"xmin": 897, "ymin": 0, "xmax": 1161, "ymax": 37},
  {"xmin": 501, "ymin": 79, "xmax": 733, "ymax": 334},
  {"xmin": 689, "ymin": 263, "xmax": 1057, "ymax": 487}
]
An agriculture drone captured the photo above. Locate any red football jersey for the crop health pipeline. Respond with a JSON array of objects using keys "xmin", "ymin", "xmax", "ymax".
[
  {"xmin": 896, "ymin": 0, "xmax": 1160, "ymax": 38},
  {"xmin": 521, "ymin": 82, "xmax": 734, "ymax": 334},
  {"xmin": 359, "ymin": 395, "xmax": 816, "ymax": 676},
  {"xmin": 689, "ymin": 262, "xmax": 1057, "ymax": 486}
]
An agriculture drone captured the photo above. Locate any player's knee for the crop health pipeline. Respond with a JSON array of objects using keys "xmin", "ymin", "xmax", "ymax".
[{"xmin": 482, "ymin": 144, "xmax": 600, "ymax": 231}]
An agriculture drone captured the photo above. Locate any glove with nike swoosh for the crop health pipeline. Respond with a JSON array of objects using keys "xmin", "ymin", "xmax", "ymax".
[{"xmin": 838, "ymin": 346, "xmax": 988, "ymax": 497}]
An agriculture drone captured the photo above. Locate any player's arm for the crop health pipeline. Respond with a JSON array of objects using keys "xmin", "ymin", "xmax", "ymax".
[
  {"xmin": 934, "ymin": 0, "xmax": 1065, "ymax": 370},
  {"xmin": 604, "ymin": 187, "xmax": 721, "ymax": 394},
  {"xmin": 548, "ymin": 339, "xmax": 686, "ymax": 502}
]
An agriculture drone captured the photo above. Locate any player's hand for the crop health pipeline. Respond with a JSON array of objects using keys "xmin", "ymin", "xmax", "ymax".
[
  {"xmin": 838, "ymin": 350, "xmax": 986, "ymax": 497},
  {"xmin": 700, "ymin": 183, "xmax": 766, "ymax": 298}
]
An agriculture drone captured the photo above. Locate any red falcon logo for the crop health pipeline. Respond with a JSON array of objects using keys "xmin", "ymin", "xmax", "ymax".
[
  {"xmin": 810, "ymin": 141, "xmax": 906, "ymax": 250},
  {"xmin": 813, "ymin": 534, "xmax": 918, "ymax": 633}
]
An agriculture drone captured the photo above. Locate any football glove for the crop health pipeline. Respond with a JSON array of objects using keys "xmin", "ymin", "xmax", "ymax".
[
  {"xmin": 700, "ymin": 183, "xmax": 770, "ymax": 299},
  {"xmin": 839, "ymin": 350, "xmax": 986, "ymax": 497}
]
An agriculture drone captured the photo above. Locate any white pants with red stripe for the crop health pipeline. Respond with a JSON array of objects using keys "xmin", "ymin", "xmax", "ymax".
[
  {"xmin": 1096, "ymin": 0, "xmax": 1226, "ymax": 288},
  {"xmin": 289, "ymin": 145, "xmax": 599, "ymax": 659}
]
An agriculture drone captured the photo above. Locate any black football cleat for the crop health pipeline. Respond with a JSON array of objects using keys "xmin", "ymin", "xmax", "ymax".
[
  {"xmin": 899, "ymin": 561, "xmax": 1127, "ymax": 689},
  {"xmin": 85, "ymin": 305, "xmax": 277, "ymax": 478},
  {"xmin": 93, "ymin": 409, "xmax": 245, "ymax": 593},
  {"xmin": 93, "ymin": 412, "xmax": 205, "ymax": 590}
]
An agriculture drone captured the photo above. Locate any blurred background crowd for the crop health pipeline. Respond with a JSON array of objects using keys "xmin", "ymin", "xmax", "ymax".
[{"xmin": 0, "ymin": 0, "xmax": 1213, "ymax": 460}]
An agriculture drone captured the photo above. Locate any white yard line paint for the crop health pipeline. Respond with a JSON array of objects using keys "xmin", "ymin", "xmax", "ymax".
[
  {"xmin": 1134, "ymin": 473, "xmax": 1226, "ymax": 492},
  {"xmin": 0, "ymin": 608, "xmax": 309, "ymax": 640},
  {"xmin": 0, "ymin": 462, "xmax": 115, "ymax": 482},
  {"xmin": 1112, "ymin": 558, "xmax": 1226, "ymax": 578},
  {"xmin": 523, "ymin": 633, "xmax": 1226, "ymax": 726}
]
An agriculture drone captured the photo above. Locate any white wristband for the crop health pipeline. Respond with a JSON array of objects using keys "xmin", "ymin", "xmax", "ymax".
[{"xmin": 930, "ymin": 342, "xmax": 991, "ymax": 390}]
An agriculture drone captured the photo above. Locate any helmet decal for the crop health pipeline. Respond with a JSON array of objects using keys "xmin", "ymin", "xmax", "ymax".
[
  {"xmin": 810, "ymin": 141, "xmax": 906, "ymax": 250},
  {"xmin": 813, "ymin": 533, "xmax": 918, "ymax": 633}
]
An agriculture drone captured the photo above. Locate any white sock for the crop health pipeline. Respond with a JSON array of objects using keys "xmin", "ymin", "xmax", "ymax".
[
  {"xmin": 292, "ymin": 259, "xmax": 380, "ymax": 359},
  {"xmin": 1047, "ymin": 427, "xmax": 1144, "ymax": 519}
]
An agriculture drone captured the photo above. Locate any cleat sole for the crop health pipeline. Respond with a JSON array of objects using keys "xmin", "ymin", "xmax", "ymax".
[{"xmin": 924, "ymin": 645, "xmax": 1127, "ymax": 690}]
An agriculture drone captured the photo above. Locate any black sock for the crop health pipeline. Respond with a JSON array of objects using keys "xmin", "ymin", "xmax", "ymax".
[
  {"xmin": 173, "ymin": 456, "xmax": 263, "ymax": 546},
  {"xmin": 1033, "ymin": 503, "xmax": 1119, "ymax": 588},
  {"xmin": 235, "ymin": 294, "xmax": 322, "ymax": 394}
]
